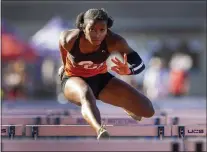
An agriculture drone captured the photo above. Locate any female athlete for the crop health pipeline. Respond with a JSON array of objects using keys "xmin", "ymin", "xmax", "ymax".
[{"xmin": 58, "ymin": 8, "xmax": 155, "ymax": 139}]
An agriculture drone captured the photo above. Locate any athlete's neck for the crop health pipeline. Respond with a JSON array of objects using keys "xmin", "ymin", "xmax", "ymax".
[{"xmin": 82, "ymin": 35, "xmax": 100, "ymax": 51}]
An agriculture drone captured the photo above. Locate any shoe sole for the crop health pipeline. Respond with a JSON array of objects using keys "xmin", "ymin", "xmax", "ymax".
[{"xmin": 97, "ymin": 131, "xmax": 110, "ymax": 140}]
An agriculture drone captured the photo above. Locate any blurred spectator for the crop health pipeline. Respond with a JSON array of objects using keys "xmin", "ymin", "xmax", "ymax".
[
  {"xmin": 2, "ymin": 60, "xmax": 27, "ymax": 100},
  {"xmin": 143, "ymin": 57, "xmax": 169, "ymax": 100},
  {"xmin": 1, "ymin": 89, "xmax": 4, "ymax": 100},
  {"xmin": 168, "ymin": 53, "xmax": 192, "ymax": 97},
  {"xmin": 41, "ymin": 57, "xmax": 56, "ymax": 87}
]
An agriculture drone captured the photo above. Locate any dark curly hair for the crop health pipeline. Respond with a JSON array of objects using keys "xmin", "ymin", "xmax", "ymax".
[{"xmin": 75, "ymin": 8, "xmax": 114, "ymax": 30}]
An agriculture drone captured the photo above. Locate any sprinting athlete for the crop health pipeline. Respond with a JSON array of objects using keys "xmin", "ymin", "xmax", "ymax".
[{"xmin": 58, "ymin": 8, "xmax": 155, "ymax": 139}]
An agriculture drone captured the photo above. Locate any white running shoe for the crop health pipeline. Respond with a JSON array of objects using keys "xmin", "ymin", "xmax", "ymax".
[{"xmin": 97, "ymin": 124, "xmax": 110, "ymax": 140}]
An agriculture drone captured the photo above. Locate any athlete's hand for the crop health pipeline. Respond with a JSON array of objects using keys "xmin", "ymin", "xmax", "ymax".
[
  {"xmin": 58, "ymin": 65, "xmax": 64, "ymax": 81},
  {"xmin": 111, "ymin": 53, "xmax": 131, "ymax": 75}
]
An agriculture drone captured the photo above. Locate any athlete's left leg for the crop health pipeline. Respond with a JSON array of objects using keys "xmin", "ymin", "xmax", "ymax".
[{"xmin": 98, "ymin": 77, "xmax": 155, "ymax": 118}]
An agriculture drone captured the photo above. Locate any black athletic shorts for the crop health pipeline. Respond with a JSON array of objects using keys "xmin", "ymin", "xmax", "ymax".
[{"xmin": 61, "ymin": 72, "xmax": 114, "ymax": 99}]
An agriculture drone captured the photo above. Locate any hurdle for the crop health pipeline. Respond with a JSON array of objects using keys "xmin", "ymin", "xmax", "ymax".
[
  {"xmin": 172, "ymin": 124, "xmax": 206, "ymax": 138},
  {"xmin": 2, "ymin": 139, "xmax": 184, "ymax": 151},
  {"xmin": 23, "ymin": 125, "xmax": 170, "ymax": 139},
  {"xmin": 1, "ymin": 125, "xmax": 24, "ymax": 139},
  {"xmin": 49, "ymin": 108, "xmax": 167, "ymax": 125},
  {"xmin": 2, "ymin": 110, "xmax": 167, "ymax": 126},
  {"xmin": 1, "ymin": 125, "xmax": 170, "ymax": 140},
  {"xmin": 60, "ymin": 115, "xmax": 166, "ymax": 126},
  {"xmin": 3, "ymin": 113, "xmax": 205, "ymax": 126},
  {"xmin": 2, "ymin": 124, "xmax": 206, "ymax": 139}
]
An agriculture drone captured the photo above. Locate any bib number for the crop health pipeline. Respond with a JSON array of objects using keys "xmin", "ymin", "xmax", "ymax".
[{"xmin": 78, "ymin": 61, "xmax": 103, "ymax": 70}]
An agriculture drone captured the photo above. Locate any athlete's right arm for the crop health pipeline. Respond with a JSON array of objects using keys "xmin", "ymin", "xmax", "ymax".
[
  {"xmin": 58, "ymin": 29, "xmax": 79, "ymax": 80},
  {"xmin": 59, "ymin": 29, "xmax": 79, "ymax": 66}
]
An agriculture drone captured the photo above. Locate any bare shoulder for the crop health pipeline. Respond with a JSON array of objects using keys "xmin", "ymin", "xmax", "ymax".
[
  {"xmin": 59, "ymin": 29, "xmax": 80, "ymax": 50},
  {"xmin": 106, "ymin": 30, "xmax": 129, "ymax": 52},
  {"xmin": 106, "ymin": 30, "xmax": 126, "ymax": 43},
  {"xmin": 60, "ymin": 29, "xmax": 80, "ymax": 44}
]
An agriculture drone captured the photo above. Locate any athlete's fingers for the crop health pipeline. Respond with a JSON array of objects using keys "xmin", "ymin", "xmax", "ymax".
[
  {"xmin": 114, "ymin": 57, "xmax": 123, "ymax": 64},
  {"xmin": 111, "ymin": 58, "xmax": 121, "ymax": 66},
  {"xmin": 111, "ymin": 66, "xmax": 120, "ymax": 74},
  {"xmin": 124, "ymin": 53, "xmax": 127, "ymax": 65}
]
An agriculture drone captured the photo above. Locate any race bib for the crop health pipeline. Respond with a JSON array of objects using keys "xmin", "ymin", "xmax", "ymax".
[{"xmin": 78, "ymin": 61, "xmax": 104, "ymax": 70}]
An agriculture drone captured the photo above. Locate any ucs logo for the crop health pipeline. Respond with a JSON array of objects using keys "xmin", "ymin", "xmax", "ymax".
[{"xmin": 188, "ymin": 129, "xmax": 204, "ymax": 134}]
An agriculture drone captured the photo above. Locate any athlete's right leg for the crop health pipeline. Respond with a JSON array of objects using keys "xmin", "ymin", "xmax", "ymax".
[{"xmin": 63, "ymin": 76, "xmax": 108, "ymax": 138}]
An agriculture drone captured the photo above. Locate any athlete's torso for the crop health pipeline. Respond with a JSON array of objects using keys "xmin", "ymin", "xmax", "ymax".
[{"xmin": 64, "ymin": 31, "xmax": 110, "ymax": 77}]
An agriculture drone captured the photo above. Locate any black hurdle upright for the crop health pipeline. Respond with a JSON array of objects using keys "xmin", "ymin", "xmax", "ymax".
[
  {"xmin": 160, "ymin": 112, "xmax": 167, "ymax": 117},
  {"xmin": 46, "ymin": 114, "xmax": 51, "ymax": 125},
  {"xmin": 195, "ymin": 141, "xmax": 203, "ymax": 152},
  {"xmin": 154, "ymin": 117, "xmax": 161, "ymax": 125},
  {"xmin": 63, "ymin": 110, "xmax": 70, "ymax": 116},
  {"xmin": 172, "ymin": 117, "xmax": 179, "ymax": 125},
  {"xmin": 31, "ymin": 126, "xmax": 39, "ymax": 140},
  {"xmin": 171, "ymin": 142, "xmax": 180, "ymax": 152},
  {"xmin": 54, "ymin": 117, "xmax": 60, "ymax": 125},
  {"xmin": 178, "ymin": 126, "xmax": 185, "ymax": 139},
  {"xmin": 8, "ymin": 125, "xmax": 15, "ymax": 139},
  {"xmin": 54, "ymin": 116, "xmax": 61, "ymax": 139},
  {"xmin": 34, "ymin": 117, "xmax": 42, "ymax": 125},
  {"xmin": 157, "ymin": 125, "xmax": 164, "ymax": 140}
]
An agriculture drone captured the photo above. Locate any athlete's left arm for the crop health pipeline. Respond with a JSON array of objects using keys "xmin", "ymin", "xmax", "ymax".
[{"xmin": 112, "ymin": 35, "xmax": 145, "ymax": 75}]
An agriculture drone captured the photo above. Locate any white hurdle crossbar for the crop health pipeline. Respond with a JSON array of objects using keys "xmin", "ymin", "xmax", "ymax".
[
  {"xmin": 2, "ymin": 115, "xmax": 166, "ymax": 126},
  {"xmin": 25, "ymin": 125, "xmax": 171, "ymax": 138},
  {"xmin": 69, "ymin": 116, "xmax": 166, "ymax": 126}
]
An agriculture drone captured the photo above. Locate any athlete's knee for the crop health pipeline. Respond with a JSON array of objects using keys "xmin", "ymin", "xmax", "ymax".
[
  {"xmin": 132, "ymin": 107, "xmax": 154, "ymax": 118},
  {"xmin": 144, "ymin": 106, "xmax": 155, "ymax": 118},
  {"xmin": 143, "ymin": 98, "xmax": 155, "ymax": 118},
  {"xmin": 133, "ymin": 97, "xmax": 154, "ymax": 118}
]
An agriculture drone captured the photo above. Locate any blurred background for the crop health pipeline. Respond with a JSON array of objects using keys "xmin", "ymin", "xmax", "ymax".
[
  {"xmin": 1, "ymin": 2, "xmax": 207, "ymax": 150},
  {"xmin": 1, "ymin": 1, "xmax": 206, "ymax": 106}
]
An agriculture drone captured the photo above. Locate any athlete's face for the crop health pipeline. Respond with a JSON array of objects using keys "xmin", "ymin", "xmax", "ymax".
[{"xmin": 83, "ymin": 19, "xmax": 107, "ymax": 46}]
